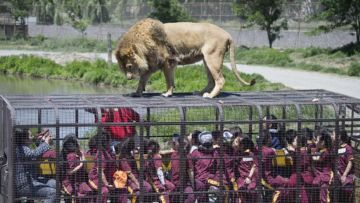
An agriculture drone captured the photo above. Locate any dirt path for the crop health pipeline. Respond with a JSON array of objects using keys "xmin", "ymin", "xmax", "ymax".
[{"xmin": 227, "ymin": 63, "xmax": 360, "ymax": 99}]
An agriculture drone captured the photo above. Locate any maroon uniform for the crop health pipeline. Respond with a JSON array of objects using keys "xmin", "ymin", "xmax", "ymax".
[
  {"xmin": 312, "ymin": 148, "xmax": 333, "ymax": 203},
  {"xmin": 145, "ymin": 154, "xmax": 175, "ymax": 203},
  {"xmin": 262, "ymin": 146, "xmax": 291, "ymax": 203},
  {"xmin": 189, "ymin": 149, "xmax": 220, "ymax": 202},
  {"xmin": 119, "ymin": 157, "xmax": 152, "ymax": 203},
  {"xmin": 170, "ymin": 151, "xmax": 195, "ymax": 203},
  {"xmin": 236, "ymin": 150, "xmax": 258, "ymax": 202},
  {"xmin": 337, "ymin": 144, "xmax": 355, "ymax": 200},
  {"xmin": 88, "ymin": 150, "xmax": 115, "ymax": 203},
  {"xmin": 62, "ymin": 152, "xmax": 93, "ymax": 200},
  {"xmin": 288, "ymin": 148, "xmax": 313, "ymax": 203}
]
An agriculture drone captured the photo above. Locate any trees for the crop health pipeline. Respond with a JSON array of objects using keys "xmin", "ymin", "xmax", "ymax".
[
  {"xmin": 317, "ymin": 0, "xmax": 360, "ymax": 44},
  {"xmin": 233, "ymin": 0, "xmax": 288, "ymax": 48},
  {"xmin": 149, "ymin": 0, "xmax": 192, "ymax": 23}
]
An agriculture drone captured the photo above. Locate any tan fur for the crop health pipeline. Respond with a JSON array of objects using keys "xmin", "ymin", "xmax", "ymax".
[{"xmin": 115, "ymin": 18, "xmax": 254, "ymax": 98}]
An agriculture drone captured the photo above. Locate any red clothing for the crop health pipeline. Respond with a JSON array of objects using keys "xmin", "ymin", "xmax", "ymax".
[
  {"xmin": 101, "ymin": 108, "xmax": 139, "ymax": 140},
  {"xmin": 190, "ymin": 149, "xmax": 219, "ymax": 183}
]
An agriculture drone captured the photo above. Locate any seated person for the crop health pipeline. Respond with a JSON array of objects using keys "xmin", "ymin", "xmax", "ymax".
[{"xmin": 15, "ymin": 128, "xmax": 56, "ymax": 203}]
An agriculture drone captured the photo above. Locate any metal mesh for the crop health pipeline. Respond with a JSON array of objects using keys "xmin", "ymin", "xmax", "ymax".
[{"xmin": 1, "ymin": 89, "xmax": 360, "ymax": 202}]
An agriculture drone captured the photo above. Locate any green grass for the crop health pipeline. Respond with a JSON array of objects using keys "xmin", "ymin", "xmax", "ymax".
[
  {"xmin": 0, "ymin": 55, "xmax": 286, "ymax": 93},
  {"xmin": 235, "ymin": 44, "xmax": 360, "ymax": 77},
  {"xmin": 0, "ymin": 36, "xmax": 112, "ymax": 52}
]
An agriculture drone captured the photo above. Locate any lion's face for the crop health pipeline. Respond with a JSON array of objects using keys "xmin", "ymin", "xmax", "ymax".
[{"xmin": 116, "ymin": 47, "xmax": 148, "ymax": 80}]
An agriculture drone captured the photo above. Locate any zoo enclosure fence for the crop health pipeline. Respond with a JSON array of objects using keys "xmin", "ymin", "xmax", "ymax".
[{"xmin": 1, "ymin": 89, "xmax": 360, "ymax": 202}]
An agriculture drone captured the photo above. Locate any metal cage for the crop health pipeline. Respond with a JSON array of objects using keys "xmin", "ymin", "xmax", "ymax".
[{"xmin": 1, "ymin": 89, "xmax": 360, "ymax": 203}]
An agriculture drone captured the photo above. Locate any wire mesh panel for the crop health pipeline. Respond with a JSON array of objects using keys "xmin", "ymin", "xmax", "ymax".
[{"xmin": 1, "ymin": 90, "xmax": 360, "ymax": 203}]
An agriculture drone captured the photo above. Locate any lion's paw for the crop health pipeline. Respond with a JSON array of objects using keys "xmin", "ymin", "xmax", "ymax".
[
  {"xmin": 202, "ymin": 92, "xmax": 212, "ymax": 98},
  {"xmin": 162, "ymin": 92, "xmax": 173, "ymax": 97}
]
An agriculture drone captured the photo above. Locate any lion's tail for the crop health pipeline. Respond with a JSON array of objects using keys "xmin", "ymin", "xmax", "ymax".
[{"xmin": 229, "ymin": 39, "xmax": 256, "ymax": 86}]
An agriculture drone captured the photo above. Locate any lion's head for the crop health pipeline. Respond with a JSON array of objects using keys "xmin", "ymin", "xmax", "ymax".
[
  {"xmin": 115, "ymin": 18, "xmax": 172, "ymax": 80},
  {"xmin": 115, "ymin": 40, "xmax": 149, "ymax": 80}
]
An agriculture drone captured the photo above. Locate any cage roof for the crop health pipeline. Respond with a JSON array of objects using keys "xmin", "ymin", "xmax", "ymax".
[{"xmin": 1, "ymin": 89, "xmax": 360, "ymax": 110}]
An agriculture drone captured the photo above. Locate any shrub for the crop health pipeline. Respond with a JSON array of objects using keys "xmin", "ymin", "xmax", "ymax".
[{"xmin": 348, "ymin": 62, "xmax": 360, "ymax": 76}]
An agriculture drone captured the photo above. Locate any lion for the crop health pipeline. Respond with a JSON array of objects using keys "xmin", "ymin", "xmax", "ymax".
[{"xmin": 115, "ymin": 18, "xmax": 255, "ymax": 98}]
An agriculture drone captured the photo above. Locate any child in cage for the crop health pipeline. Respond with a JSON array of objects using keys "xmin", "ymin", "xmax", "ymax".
[
  {"xmin": 312, "ymin": 128, "xmax": 334, "ymax": 203},
  {"xmin": 232, "ymin": 135, "xmax": 258, "ymax": 203},
  {"xmin": 118, "ymin": 136, "xmax": 153, "ymax": 203},
  {"xmin": 169, "ymin": 133, "xmax": 195, "ymax": 203},
  {"xmin": 61, "ymin": 133, "xmax": 94, "ymax": 202},
  {"xmin": 261, "ymin": 129, "xmax": 292, "ymax": 203},
  {"xmin": 302, "ymin": 128, "xmax": 316, "ymax": 149},
  {"xmin": 145, "ymin": 139, "xmax": 175, "ymax": 203},
  {"xmin": 88, "ymin": 130, "xmax": 116, "ymax": 203},
  {"xmin": 188, "ymin": 131, "xmax": 220, "ymax": 203},
  {"xmin": 286, "ymin": 130, "xmax": 314, "ymax": 203},
  {"xmin": 220, "ymin": 131, "xmax": 236, "ymax": 200},
  {"xmin": 336, "ymin": 130, "xmax": 355, "ymax": 202}
]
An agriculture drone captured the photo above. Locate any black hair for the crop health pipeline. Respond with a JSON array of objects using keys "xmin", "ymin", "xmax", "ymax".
[
  {"xmin": 229, "ymin": 126, "xmax": 243, "ymax": 138},
  {"xmin": 14, "ymin": 128, "xmax": 30, "ymax": 146},
  {"xmin": 339, "ymin": 130, "xmax": 350, "ymax": 145},
  {"xmin": 297, "ymin": 133, "xmax": 307, "ymax": 148},
  {"xmin": 147, "ymin": 139, "xmax": 160, "ymax": 155},
  {"xmin": 301, "ymin": 127, "xmax": 314, "ymax": 141},
  {"xmin": 191, "ymin": 130, "xmax": 201, "ymax": 145},
  {"xmin": 318, "ymin": 128, "xmax": 333, "ymax": 149},
  {"xmin": 264, "ymin": 114, "xmax": 278, "ymax": 130},
  {"xmin": 120, "ymin": 137, "xmax": 136, "ymax": 158},
  {"xmin": 285, "ymin": 129, "xmax": 297, "ymax": 146},
  {"xmin": 261, "ymin": 129, "xmax": 272, "ymax": 147},
  {"xmin": 240, "ymin": 135, "xmax": 255, "ymax": 152},
  {"xmin": 60, "ymin": 133, "xmax": 80, "ymax": 181},
  {"xmin": 211, "ymin": 130, "xmax": 221, "ymax": 142}
]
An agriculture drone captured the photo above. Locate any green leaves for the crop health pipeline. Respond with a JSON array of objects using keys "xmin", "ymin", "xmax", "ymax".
[
  {"xmin": 233, "ymin": 0, "xmax": 287, "ymax": 48},
  {"xmin": 149, "ymin": 0, "xmax": 192, "ymax": 23}
]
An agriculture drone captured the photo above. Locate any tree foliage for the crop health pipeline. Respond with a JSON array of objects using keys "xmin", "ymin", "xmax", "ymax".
[
  {"xmin": 316, "ymin": 0, "xmax": 360, "ymax": 43},
  {"xmin": 233, "ymin": 0, "xmax": 288, "ymax": 48},
  {"xmin": 149, "ymin": 0, "xmax": 192, "ymax": 23}
]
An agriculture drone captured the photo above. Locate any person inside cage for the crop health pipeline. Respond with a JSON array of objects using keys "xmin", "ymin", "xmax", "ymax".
[
  {"xmin": 232, "ymin": 135, "xmax": 258, "ymax": 203},
  {"xmin": 302, "ymin": 128, "xmax": 316, "ymax": 149},
  {"xmin": 117, "ymin": 136, "xmax": 153, "ymax": 203},
  {"xmin": 88, "ymin": 130, "xmax": 116, "ymax": 203},
  {"xmin": 335, "ymin": 130, "xmax": 355, "ymax": 202},
  {"xmin": 85, "ymin": 107, "xmax": 140, "ymax": 143},
  {"xmin": 263, "ymin": 114, "xmax": 283, "ymax": 150},
  {"xmin": 14, "ymin": 128, "xmax": 56, "ymax": 203},
  {"xmin": 188, "ymin": 131, "xmax": 221, "ymax": 202},
  {"xmin": 145, "ymin": 139, "xmax": 175, "ymax": 203},
  {"xmin": 219, "ymin": 131, "xmax": 236, "ymax": 201},
  {"xmin": 188, "ymin": 130, "xmax": 201, "ymax": 155},
  {"xmin": 229, "ymin": 126, "xmax": 243, "ymax": 138},
  {"xmin": 312, "ymin": 127, "xmax": 334, "ymax": 203},
  {"xmin": 286, "ymin": 130, "xmax": 314, "ymax": 203},
  {"xmin": 168, "ymin": 133, "xmax": 195, "ymax": 203},
  {"xmin": 60, "ymin": 133, "xmax": 94, "ymax": 202},
  {"xmin": 260, "ymin": 129, "xmax": 292, "ymax": 203}
]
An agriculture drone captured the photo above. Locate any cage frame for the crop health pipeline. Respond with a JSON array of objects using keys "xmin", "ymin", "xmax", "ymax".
[{"xmin": 1, "ymin": 89, "xmax": 360, "ymax": 203}]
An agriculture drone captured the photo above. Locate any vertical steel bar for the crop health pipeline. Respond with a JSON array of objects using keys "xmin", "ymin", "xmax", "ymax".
[
  {"xmin": 146, "ymin": 108, "xmax": 151, "ymax": 139},
  {"xmin": 254, "ymin": 104, "xmax": 263, "ymax": 203},
  {"xmin": 331, "ymin": 103, "xmax": 340, "ymax": 203},
  {"xmin": 138, "ymin": 110, "xmax": 145, "ymax": 203},
  {"xmin": 54, "ymin": 107, "xmax": 60, "ymax": 203},
  {"xmin": 75, "ymin": 109, "xmax": 79, "ymax": 138},
  {"xmin": 96, "ymin": 107, "xmax": 103, "ymax": 203},
  {"xmin": 178, "ymin": 106, "xmax": 186, "ymax": 203},
  {"xmin": 215, "ymin": 104, "xmax": 225, "ymax": 202},
  {"xmin": 294, "ymin": 104, "xmax": 302, "ymax": 203},
  {"xmin": 248, "ymin": 106, "xmax": 253, "ymax": 139},
  {"xmin": 37, "ymin": 109, "xmax": 42, "ymax": 134}
]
